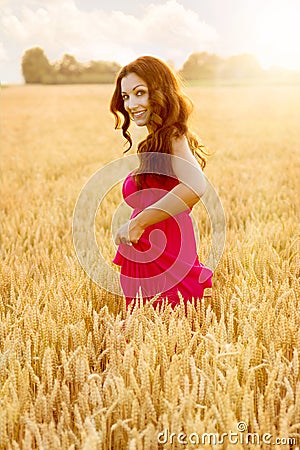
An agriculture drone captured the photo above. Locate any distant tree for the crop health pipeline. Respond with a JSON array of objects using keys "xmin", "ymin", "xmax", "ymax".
[
  {"xmin": 21, "ymin": 47, "xmax": 53, "ymax": 83},
  {"xmin": 87, "ymin": 60, "xmax": 120, "ymax": 73},
  {"xmin": 85, "ymin": 60, "xmax": 120, "ymax": 74},
  {"xmin": 81, "ymin": 60, "xmax": 121, "ymax": 83},
  {"xmin": 220, "ymin": 54, "xmax": 262, "ymax": 79},
  {"xmin": 180, "ymin": 52, "xmax": 221, "ymax": 80},
  {"xmin": 20, "ymin": 47, "xmax": 121, "ymax": 84},
  {"xmin": 179, "ymin": 51, "xmax": 263, "ymax": 81},
  {"xmin": 56, "ymin": 54, "xmax": 83, "ymax": 76}
]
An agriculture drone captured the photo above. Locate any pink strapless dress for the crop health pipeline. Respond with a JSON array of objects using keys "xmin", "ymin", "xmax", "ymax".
[{"xmin": 113, "ymin": 171, "xmax": 213, "ymax": 308}]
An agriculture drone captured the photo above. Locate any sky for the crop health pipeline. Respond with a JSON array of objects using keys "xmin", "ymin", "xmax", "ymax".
[{"xmin": 1, "ymin": 0, "xmax": 300, "ymax": 83}]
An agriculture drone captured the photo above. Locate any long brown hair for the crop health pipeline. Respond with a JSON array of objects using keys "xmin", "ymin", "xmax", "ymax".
[{"xmin": 110, "ymin": 56, "xmax": 209, "ymax": 186}]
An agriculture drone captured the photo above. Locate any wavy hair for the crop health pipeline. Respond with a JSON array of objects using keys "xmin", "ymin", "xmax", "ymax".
[{"xmin": 110, "ymin": 56, "xmax": 210, "ymax": 186}]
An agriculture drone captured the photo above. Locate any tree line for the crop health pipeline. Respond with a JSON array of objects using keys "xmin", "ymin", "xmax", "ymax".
[
  {"xmin": 21, "ymin": 47, "xmax": 121, "ymax": 84},
  {"xmin": 22, "ymin": 47, "xmax": 299, "ymax": 84}
]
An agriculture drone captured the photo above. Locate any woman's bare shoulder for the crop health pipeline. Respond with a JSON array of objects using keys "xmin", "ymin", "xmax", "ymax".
[{"xmin": 171, "ymin": 134, "xmax": 190, "ymax": 157}]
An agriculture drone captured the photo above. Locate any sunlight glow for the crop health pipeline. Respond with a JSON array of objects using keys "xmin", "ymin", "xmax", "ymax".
[{"xmin": 253, "ymin": 1, "xmax": 300, "ymax": 70}]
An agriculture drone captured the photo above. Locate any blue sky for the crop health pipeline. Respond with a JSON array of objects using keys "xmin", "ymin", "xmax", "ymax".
[{"xmin": 1, "ymin": 0, "xmax": 299, "ymax": 83}]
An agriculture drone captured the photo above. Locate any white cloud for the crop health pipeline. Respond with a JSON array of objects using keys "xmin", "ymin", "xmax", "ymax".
[
  {"xmin": 0, "ymin": 0, "xmax": 218, "ymax": 67},
  {"xmin": 143, "ymin": 1, "xmax": 218, "ymax": 53},
  {"xmin": 0, "ymin": 41, "xmax": 8, "ymax": 60}
]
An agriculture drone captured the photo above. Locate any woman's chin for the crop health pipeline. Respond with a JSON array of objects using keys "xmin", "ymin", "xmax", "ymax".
[{"xmin": 134, "ymin": 120, "xmax": 147, "ymax": 127}]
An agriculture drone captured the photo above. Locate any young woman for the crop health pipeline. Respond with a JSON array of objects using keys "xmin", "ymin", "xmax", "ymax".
[{"xmin": 110, "ymin": 56, "xmax": 213, "ymax": 308}]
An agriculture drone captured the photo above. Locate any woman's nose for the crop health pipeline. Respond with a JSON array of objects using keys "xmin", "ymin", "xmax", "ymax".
[{"xmin": 128, "ymin": 96, "xmax": 138, "ymax": 110}]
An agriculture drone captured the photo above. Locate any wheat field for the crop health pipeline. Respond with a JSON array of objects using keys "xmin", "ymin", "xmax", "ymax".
[{"xmin": 1, "ymin": 83, "xmax": 300, "ymax": 449}]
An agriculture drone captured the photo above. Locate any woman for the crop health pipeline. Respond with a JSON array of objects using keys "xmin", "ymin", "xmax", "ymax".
[{"xmin": 110, "ymin": 56, "xmax": 213, "ymax": 308}]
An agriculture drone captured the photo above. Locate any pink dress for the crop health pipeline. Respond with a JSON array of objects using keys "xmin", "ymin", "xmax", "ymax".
[{"xmin": 113, "ymin": 171, "xmax": 213, "ymax": 308}]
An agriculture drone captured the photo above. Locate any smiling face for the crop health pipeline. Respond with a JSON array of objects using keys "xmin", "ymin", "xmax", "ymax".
[{"xmin": 121, "ymin": 73, "xmax": 151, "ymax": 128}]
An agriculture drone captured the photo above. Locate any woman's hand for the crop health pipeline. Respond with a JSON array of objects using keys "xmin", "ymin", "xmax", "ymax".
[{"xmin": 114, "ymin": 216, "xmax": 145, "ymax": 245}]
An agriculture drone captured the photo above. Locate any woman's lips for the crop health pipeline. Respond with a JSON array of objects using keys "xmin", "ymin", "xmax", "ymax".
[{"xmin": 132, "ymin": 110, "xmax": 146, "ymax": 119}]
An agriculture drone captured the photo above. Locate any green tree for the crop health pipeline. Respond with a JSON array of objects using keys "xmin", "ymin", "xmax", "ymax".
[
  {"xmin": 21, "ymin": 47, "xmax": 121, "ymax": 84},
  {"xmin": 219, "ymin": 54, "xmax": 262, "ymax": 79},
  {"xmin": 21, "ymin": 47, "xmax": 53, "ymax": 83},
  {"xmin": 180, "ymin": 52, "xmax": 220, "ymax": 80},
  {"xmin": 56, "ymin": 54, "xmax": 83, "ymax": 76}
]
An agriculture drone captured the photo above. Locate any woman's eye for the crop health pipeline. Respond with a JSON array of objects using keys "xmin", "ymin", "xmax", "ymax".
[
  {"xmin": 136, "ymin": 90, "xmax": 145, "ymax": 96},
  {"xmin": 122, "ymin": 95, "xmax": 129, "ymax": 101}
]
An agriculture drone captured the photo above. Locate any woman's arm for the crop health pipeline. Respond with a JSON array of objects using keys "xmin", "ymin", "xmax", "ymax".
[{"xmin": 115, "ymin": 136, "xmax": 206, "ymax": 245}]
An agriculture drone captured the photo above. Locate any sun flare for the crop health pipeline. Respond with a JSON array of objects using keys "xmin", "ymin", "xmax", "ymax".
[{"xmin": 252, "ymin": 1, "xmax": 300, "ymax": 70}]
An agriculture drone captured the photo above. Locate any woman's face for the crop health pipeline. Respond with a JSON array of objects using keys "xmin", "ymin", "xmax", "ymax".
[{"xmin": 121, "ymin": 73, "xmax": 150, "ymax": 127}]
